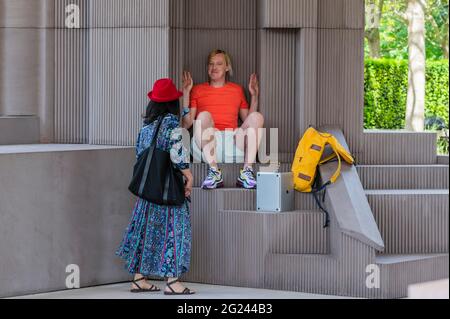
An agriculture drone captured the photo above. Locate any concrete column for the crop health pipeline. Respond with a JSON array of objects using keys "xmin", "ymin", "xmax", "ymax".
[{"xmin": 0, "ymin": 0, "xmax": 55, "ymax": 142}]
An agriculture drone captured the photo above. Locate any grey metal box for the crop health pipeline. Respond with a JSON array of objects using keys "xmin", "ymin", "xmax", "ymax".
[{"xmin": 256, "ymin": 172, "xmax": 294, "ymax": 212}]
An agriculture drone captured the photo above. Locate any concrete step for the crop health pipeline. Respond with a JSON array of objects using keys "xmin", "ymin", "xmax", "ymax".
[
  {"xmin": 193, "ymin": 163, "xmax": 450, "ymax": 190},
  {"xmin": 224, "ymin": 209, "xmax": 329, "ymax": 254},
  {"xmin": 361, "ymin": 130, "xmax": 437, "ymax": 165},
  {"xmin": 192, "ymin": 163, "xmax": 292, "ymax": 188},
  {"xmin": 0, "ymin": 116, "xmax": 39, "ymax": 145},
  {"xmin": 366, "ymin": 189, "xmax": 449, "ymax": 254},
  {"xmin": 357, "ymin": 165, "xmax": 449, "ymax": 190},
  {"xmin": 376, "ymin": 254, "xmax": 449, "ymax": 299},
  {"xmin": 437, "ymin": 155, "xmax": 449, "ymax": 165},
  {"xmin": 214, "ymin": 188, "xmax": 318, "ymax": 211}
]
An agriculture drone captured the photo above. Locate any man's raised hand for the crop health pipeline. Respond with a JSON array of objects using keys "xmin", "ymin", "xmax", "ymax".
[
  {"xmin": 249, "ymin": 73, "xmax": 259, "ymax": 97},
  {"xmin": 182, "ymin": 71, "xmax": 193, "ymax": 93}
]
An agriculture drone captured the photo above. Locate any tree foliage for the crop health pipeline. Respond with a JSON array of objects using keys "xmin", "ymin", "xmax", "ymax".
[{"xmin": 365, "ymin": 0, "xmax": 449, "ymax": 60}]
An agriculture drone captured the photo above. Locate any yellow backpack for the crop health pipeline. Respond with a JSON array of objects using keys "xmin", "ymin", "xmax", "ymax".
[
  {"xmin": 292, "ymin": 127, "xmax": 354, "ymax": 192},
  {"xmin": 291, "ymin": 127, "xmax": 354, "ymax": 227}
]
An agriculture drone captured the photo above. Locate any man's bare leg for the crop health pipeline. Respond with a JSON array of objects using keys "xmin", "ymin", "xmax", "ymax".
[
  {"xmin": 235, "ymin": 111, "xmax": 265, "ymax": 169},
  {"xmin": 195, "ymin": 111, "xmax": 223, "ymax": 189},
  {"xmin": 194, "ymin": 111, "xmax": 217, "ymax": 168}
]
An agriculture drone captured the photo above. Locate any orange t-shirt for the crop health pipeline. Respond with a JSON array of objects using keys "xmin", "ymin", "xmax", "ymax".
[{"xmin": 189, "ymin": 82, "xmax": 249, "ymax": 131}]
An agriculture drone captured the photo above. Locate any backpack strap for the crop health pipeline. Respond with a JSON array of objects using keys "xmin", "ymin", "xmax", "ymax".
[
  {"xmin": 318, "ymin": 141, "xmax": 342, "ymax": 186},
  {"xmin": 310, "ymin": 142, "xmax": 342, "ymax": 228},
  {"xmin": 311, "ymin": 175, "xmax": 330, "ymax": 228}
]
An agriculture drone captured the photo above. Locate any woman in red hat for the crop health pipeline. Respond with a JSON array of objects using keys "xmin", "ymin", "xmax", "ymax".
[{"xmin": 116, "ymin": 78, "xmax": 195, "ymax": 295}]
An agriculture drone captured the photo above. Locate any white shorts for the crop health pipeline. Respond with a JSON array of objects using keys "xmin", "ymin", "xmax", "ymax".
[{"xmin": 192, "ymin": 130, "xmax": 245, "ymax": 163}]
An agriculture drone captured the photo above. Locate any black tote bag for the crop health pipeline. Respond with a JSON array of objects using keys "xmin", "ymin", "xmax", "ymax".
[{"xmin": 128, "ymin": 117, "xmax": 185, "ymax": 206}]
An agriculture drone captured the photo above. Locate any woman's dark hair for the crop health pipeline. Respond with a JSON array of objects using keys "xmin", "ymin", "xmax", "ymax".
[{"xmin": 142, "ymin": 99, "xmax": 180, "ymax": 125}]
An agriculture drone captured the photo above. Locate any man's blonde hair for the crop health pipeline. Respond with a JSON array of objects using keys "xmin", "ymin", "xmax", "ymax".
[{"xmin": 207, "ymin": 49, "xmax": 233, "ymax": 77}]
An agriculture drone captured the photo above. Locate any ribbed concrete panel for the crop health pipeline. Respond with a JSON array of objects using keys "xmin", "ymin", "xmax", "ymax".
[
  {"xmin": 296, "ymin": 29, "xmax": 317, "ymax": 137},
  {"xmin": 259, "ymin": 0, "xmax": 318, "ymax": 28},
  {"xmin": 55, "ymin": 0, "xmax": 89, "ymax": 29},
  {"xmin": 338, "ymin": 234, "xmax": 376, "ymax": 297},
  {"xmin": 265, "ymin": 233, "xmax": 380, "ymax": 298},
  {"xmin": 39, "ymin": 27, "xmax": 56, "ymax": 143},
  {"xmin": 294, "ymin": 192, "xmax": 323, "ymax": 210},
  {"xmin": 185, "ymin": 0, "xmax": 256, "ymax": 29},
  {"xmin": 169, "ymin": 28, "xmax": 185, "ymax": 90},
  {"xmin": 341, "ymin": 29, "xmax": 364, "ymax": 153},
  {"xmin": 437, "ymin": 155, "xmax": 449, "ymax": 165},
  {"xmin": 259, "ymin": 29, "xmax": 297, "ymax": 154},
  {"xmin": 89, "ymin": 28, "xmax": 169, "ymax": 145},
  {"xmin": 169, "ymin": 0, "xmax": 185, "ymax": 28},
  {"xmin": 0, "ymin": 0, "xmax": 53, "ymax": 28},
  {"xmin": 357, "ymin": 165, "xmax": 449, "ymax": 190},
  {"xmin": 221, "ymin": 189, "xmax": 257, "ymax": 211},
  {"xmin": 185, "ymin": 188, "xmax": 266, "ymax": 287},
  {"xmin": 317, "ymin": 30, "xmax": 345, "ymax": 137},
  {"xmin": 318, "ymin": 0, "xmax": 345, "ymax": 28},
  {"xmin": 367, "ymin": 190, "xmax": 449, "ymax": 254},
  {"xmin": 186, "ymin": 188, "xmax": 221, "ymax": 283},
  {"xmin": 318, "ymin": 0, "xmax": 364, "ymax": 29},
  {"xmin": 265, "ymin": 211, "xmax": 329, "ymax": 254},
  {"xmin": 89, "ymin": 0, "xmax": 168, "ymax": 28},
  {"xmin": 211, "ymin": 187, "xmax": 318, "ymax": 211},
  {"xmin": 317, "ymin": 29, "xmax": 364, "ymax": 154},
  {"xmin": 361, "ymin": 131, "xmax": 437, "ymax": 165},
  {"xmin": 344, "ymin": 0, "xmax": 365, "ymax": 29},
  {"xmin": 54, "ymin": 29, "xmax": 89, "ymax": 143},
  {"xmin": 265, "ymin": 253, "xmax": 339, "ymax": 295},
  {"xmin": 185, "ymin": 29, "xmax": 257, "ymax": 89},
  {"xmin": 377, "ymin": 254, "xmax": 449, "ymax": 298},
  {"xmin": 264, "ymin": 224, "xmax": 343, "ymax": 296}
]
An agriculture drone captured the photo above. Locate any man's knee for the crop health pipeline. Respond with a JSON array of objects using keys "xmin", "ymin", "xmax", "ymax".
[
  {"xmin": 197, "ymin": 111, "xmax": 214, "ymax": 127},
  {"xmin": 247, "ymin": 111, "xmax": 264, "ymax": 127}
]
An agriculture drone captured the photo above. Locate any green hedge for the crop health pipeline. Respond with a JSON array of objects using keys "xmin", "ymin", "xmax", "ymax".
[
  {"xmin": 364, "ymin": 59, "xmax": 449, "ymax": 130},
  {"xmin": 364, "ymin": 59, "xmax": 449, "ymax": 154}
]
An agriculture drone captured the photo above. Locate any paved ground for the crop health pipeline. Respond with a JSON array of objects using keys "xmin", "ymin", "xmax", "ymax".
[{"xmin": 8, "ymin": 282, "xmax": 352, "ymax": 299}]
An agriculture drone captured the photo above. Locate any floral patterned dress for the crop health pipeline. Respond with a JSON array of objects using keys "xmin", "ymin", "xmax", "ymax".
[{"xmin": 116, "ymin": 113, "xmax": 191, "ymax": 278}]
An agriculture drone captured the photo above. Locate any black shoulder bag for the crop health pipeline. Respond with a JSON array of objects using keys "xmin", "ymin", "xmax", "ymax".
[{"xmin": 128, "ymin": 117, "xmax": 185, "ymax": 206}]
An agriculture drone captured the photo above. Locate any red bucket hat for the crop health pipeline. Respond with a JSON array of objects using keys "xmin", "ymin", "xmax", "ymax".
[{"xmin": 147, "ymin": 78, "xmax": 183, "ymax": 102}]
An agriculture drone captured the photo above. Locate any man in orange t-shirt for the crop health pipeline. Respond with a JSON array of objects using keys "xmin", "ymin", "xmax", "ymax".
[{"xmin": 181, "ymin": 49, "xmax": 264, "ymax": 189}]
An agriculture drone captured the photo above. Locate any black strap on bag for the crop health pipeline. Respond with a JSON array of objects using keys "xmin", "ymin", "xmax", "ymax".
[
  {"xmin": 311, "ymin": 177, "xmax": 330, "ymax": 228},
  {"xmin": 137, "ymin": 117, "xmax": 164, "ymax": 197},
  {"xmin": 128, "ymin": 116, "xmax": 185, "ymax": 206},
  {"xmin": 310, "ymin": 156, "xmax": 341, "ymax": 228}
]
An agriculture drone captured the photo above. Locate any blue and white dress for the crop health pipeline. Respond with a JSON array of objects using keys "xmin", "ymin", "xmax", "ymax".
[{"xmin": 116, "ymin": 114, "xmax": 191, "ymax": 278}]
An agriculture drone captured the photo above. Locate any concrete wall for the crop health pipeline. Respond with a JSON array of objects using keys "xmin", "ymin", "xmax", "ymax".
[
  {"xmin": 0, "ymin": 0, "xmax": 54, "ymax": 142},
  {"xmin": 0, "ymin": 146, "xmax": 135, "ymax": 297},
  {"xmin": 0, "ymin": 0, "xmax": 438, "ymax": 164}
]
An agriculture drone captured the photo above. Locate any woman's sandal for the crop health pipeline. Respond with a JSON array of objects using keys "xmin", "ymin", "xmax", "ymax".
[
  {"xmin": 130, "ymin": 277, "xmax": 161, "ymax": 293},
  {"xmin": 164, "ymin": 279, "xmax": 196, "ymax": 295}
]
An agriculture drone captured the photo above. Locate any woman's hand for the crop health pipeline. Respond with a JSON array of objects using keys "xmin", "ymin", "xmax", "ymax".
[
  {"xmin": 249, "ymin": 73, "xmax": 259, "ymax": 97},
  {"xmin": 182, "ymin": 71, "xmax": 193, "ymax": 94},
  {"xmin": 184, "ymin": 174, "xmax": 193, "ymax": 198},
  {"xmin": 182, "ymin": 169, "xmax": 193, "ymax": 198}
]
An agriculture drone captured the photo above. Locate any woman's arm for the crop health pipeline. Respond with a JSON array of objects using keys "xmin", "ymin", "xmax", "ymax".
[
  {"xmin": 181, "ymin": 71, "xmax": 195, "ymax": 129},
  {"xmin": 181, "ymin": 168, "xmax": 193, "ymax": 198}
]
